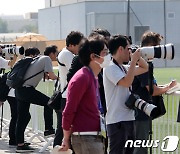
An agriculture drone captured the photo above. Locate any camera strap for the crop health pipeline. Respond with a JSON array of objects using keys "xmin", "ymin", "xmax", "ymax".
[
  {"xmin": 87, "ymin": 66, "xmax": 104, "ymax": 114},
  {"xmin": 54, "ymin": 72, "xmax": 60, "ymax": 91},
  {"xmin": 112, "ymin": 58, "xmax": 127, "ymax": 74},
  {"xmin": 112, "ymin": 58, "xmax": 132, "ymax": 92},
  {"xmin": 57, "ymin": 57, "xmax": 65, "ymax": 67}
]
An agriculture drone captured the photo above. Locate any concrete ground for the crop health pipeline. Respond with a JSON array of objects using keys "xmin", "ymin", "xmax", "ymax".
[{"xmin": 0, "ymin": 131, "xmax": 53, "ymax": 154}]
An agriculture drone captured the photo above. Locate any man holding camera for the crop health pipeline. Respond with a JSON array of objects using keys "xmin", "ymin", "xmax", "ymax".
[
  {"xmin": 132, "ymin": 31, "xmax": 176, "ymax": 154},
  {"xmin": 0, "ymin": 46, "xmax": 18, "ymax": 68},
  {"xmin": 103, "ymin": 35, "xmax": 148, "ymax": 154}
]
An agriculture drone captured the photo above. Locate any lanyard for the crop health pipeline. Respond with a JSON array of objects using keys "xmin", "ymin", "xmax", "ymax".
[
  {"xmin": 112, "ymin": 58, "xmax": 132, "ymax": 92},
  {"xmin": 112, "ymin": 58, "xmax": 127, "ymax": 73},
  {"xmin": 87, "ymin": 66, "xmax": 97, "ymax": 86},
  {"xmin": 87, "ymin": 67, "xmax": 104, "ymax": 113}
]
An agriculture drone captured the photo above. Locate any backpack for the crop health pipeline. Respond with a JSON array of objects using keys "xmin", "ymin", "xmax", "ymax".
[
  {"xmin": 6, "ymin": 57, "xmax": 43, "ymax": 89},
  {"xmin": 0, "ymin": 73, "xmax": 11, "ymax": 102}
]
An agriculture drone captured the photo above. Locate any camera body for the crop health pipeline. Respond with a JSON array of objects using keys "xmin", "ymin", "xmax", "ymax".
[
  {"xmin": 0, "ymin": 44, "xmax": 24, "ymax": 57},
  {"xmin": 130, "ymin": 43, "xmax": 174, "ymax": 60}
]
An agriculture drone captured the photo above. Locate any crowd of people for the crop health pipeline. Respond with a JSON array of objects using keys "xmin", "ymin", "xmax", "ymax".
[{"xmin": 0, "ymin": 29, "xmax": 178, "ymax": 154}]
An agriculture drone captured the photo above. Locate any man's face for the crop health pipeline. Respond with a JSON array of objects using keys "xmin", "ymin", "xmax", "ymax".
[
  {"xmin": 93, "ymin": 44, "xmax": 110, "ymax": 70},
  {"xmin": 100, "ymin": 45, "xmax": 109, "ymax": 57},
  {"xmin": 49, "ymin": 51, "xmax": 59, "ymax": 61},
  {"xmin": 72, "ymin": 44, "xmax": 80, "ymax": 55},
  {"xmin": 121, "ymin": 43, "xmax": 130, "ymax": 63}
]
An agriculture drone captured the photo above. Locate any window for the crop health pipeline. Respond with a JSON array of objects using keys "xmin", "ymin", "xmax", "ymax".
[
  {"xmin": 167, "ymin": 12, "xmax": 175, "ymax": 19},
  {"xmin": 134, "ymin": 26, "xmax": 150, "ymax": 45}
]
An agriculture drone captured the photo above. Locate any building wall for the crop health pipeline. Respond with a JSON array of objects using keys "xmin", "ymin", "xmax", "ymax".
[
  {"xmin": 60, "ymin": 3, "xmax": 86, "ymax": 38},
  {"xmin": 44, "ymin": 0, "xmax": 177, "ymax": 8},
  {"xmin": 45, "ymin": 0, "xmax": 62, "ymax": 7},
  {"xmin": 85, "ymin": 1, "xmax": 130, "ymax": 36},
  {"xmin": 38, "ymin": 7, "xmax": 62, "ymax": 40},
  {"xmin": 44, "ymin": 0, "xmax": 126, "ymax": 7},
  {"xmin": 39, "ymin": 1, "xmax": 127, "ymax": 39},
  {"xmin": 129, "ymin": 1, "xmax": 180, "ymax": 67},
  {"xmin": 25, "ymin": 12, "xmax": 38, "ymax": 19},
  {"xmin": 39, "ymin": 3, "xmax": 86, "ymax": 40},
  {"xmin": 86, "ymin": 12, "xmax": 133, "ymax": 36},
  {"xmin": 39, "ymin": 0, "xmax": 180, "ymax": 67}
]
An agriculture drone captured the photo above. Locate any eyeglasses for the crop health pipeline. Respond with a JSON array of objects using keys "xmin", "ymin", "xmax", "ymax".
[
  {"xmin": 103, "ymin": 48, "xmax": 109, "ymax": 54},
  {"xmin": 94, "ymin": 54, "xmax": 102, "ymax": 58}
]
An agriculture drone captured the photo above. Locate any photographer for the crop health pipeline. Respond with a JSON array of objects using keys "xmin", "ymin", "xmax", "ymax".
[
  {"xmin": 103, "ymin": 35, "xmax": 148, "ymax": 154},
  {"xmin": 15, "ymin": 47, "xmax": 58, "ymax": 153},
  {"xmin": 0, "ymin": 46, "xmax": 18, "ymax": 68},
  {"xmin": 0, "ymin": 46, "xmax": 18, "ymax": 147},
  {"xmin": 132, "ymin": 31, "xmax": 177, "ymax": 154}
]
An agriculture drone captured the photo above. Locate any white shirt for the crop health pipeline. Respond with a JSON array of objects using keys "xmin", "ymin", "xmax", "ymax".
[
  {"xmin": 0, "ymin": 57, "xmax": 9, "ymax": 69},
  {"xmin": 57, "ymin": 47, "xmax": 74, "ymax": 98},
  {"xmin": 103, "ymin": 61, "xmax": 135, "ymax": 125},
  {"xmin": 8, "ymin": 89, "xmax": 15, "ymax": 97}
]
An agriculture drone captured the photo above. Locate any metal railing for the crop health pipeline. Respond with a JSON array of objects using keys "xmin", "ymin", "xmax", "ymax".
[
  {"xmin": 0, "ymin": 80, "xmax": 57, "ymax": 152},
  {"xmin": 0, "ymin": 80, "xmax": 180, "ymax": 153},
  {"xmin": 152, "ymin": 92, "xmax": 180, "ymax": 154}
]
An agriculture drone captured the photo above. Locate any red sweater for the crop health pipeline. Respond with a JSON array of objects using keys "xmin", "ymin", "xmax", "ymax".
[{"xmin": 62, "ymin": 67, "xmax": 100, "ymax": 132}]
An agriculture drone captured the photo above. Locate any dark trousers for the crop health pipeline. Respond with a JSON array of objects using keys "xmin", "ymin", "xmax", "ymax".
[
  {"xmin": 107, "ymin": 121, "xmax": 135, "ymax": 154},
  {"xmin": 53, "ymin": 98, "xmax": 66, "ymax": 147},
  {"xmin": 15, "ymin": 87, "xmax": 53, "ymax": 144},
  {"xmin": 7, "ymin": 96, "xmax": 18, "ymax": 145},
  {"xmin": 102, "ymin": 135, "xmax": 108, "ymax": 154},
  {"xmin": 133, "ymin": 120, "xmax": 150, "ymax": 154}
]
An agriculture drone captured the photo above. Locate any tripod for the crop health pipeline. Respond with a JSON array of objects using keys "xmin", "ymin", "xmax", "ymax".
[
  {"xmin": 0, "ymin": 69, "xmax": 5, "ymax": 138},
  {"xmin": 148, "ymin": 61, "xmax": 154, "ymax": 154},
  {"xmin": 0, "ymin": 103, "xmax": 4, "ymax": 138}
]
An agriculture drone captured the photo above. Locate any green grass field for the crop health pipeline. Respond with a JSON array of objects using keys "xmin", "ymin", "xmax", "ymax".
[
  {"xmin": 154, "ymin": 67, "xmax": 180, "ymax": 84},
  {"xmin": 152, "ymin": 68, "xmax": 180, "ymax": 153}
]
